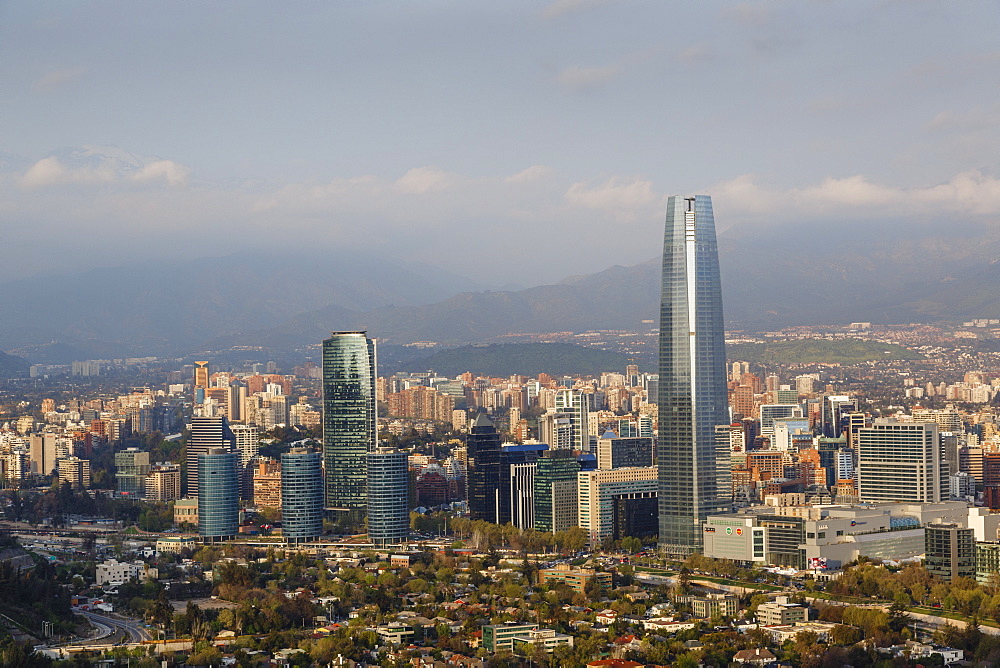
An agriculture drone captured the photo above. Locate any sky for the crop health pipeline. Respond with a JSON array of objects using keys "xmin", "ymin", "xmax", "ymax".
[{"xmin": 3, "ymin": 0, "xmax": 1000, "ymax": 285}]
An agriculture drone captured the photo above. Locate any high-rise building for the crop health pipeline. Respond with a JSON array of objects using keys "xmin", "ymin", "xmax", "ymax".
[
  {"xmin": 198, "ymin": 448, "xmax": 239, "ymax": 541},
  {"xmin": 58, "ymin": 457, "xmax": 90, "ymax": 489},
  {"xmin": 281, "ymin": 448, "xmax": 323, "ymax": 544},
  {"xmin": 366, "ymin": 449, "xmax": 409, "ymax": 548},
  {"xmin": 252, "ymin": 458, "xmax": 282, "ymax": 508},
  {"xmin": 115, "ymin": 447, "xmax": 151, "ymax": 496},
  {"xmin": 579, "ymin": 466, "xmax": 658, "ymax": 546},
  {"xmin": 186, "ymin": 416, "xmax": 236, "ymax": 497},
  {"xmin": 322, "ymin": 332, "xmax": 377, "ymax": 525},
  {"xmin": 145, "ymin": 464, "xmax": 181, "ymax": 501},
  {"xmin": 467, "ymin": 414, "xmax": 503, "ymax": 523},
  {"xmin": 28, "ymin": 434, "xmax": 59, "ymax": 477},
  {"xmin": 857, "ymin": 419, "xmax": 946, "ymax": 503},
  {"xmin": 657, "ymin": 195, "xmax": 730, "ymax": 556},
  {"xmin": 534, "ymin": 449, "xmax": 580, "ymax": 533},
  {"xmin": 554, "ymin": 390, "xmax": 591, "ymax": 453},
  {"xmin": 596, "ymin": 432, "xmax": 654, "ymax": 470},
  {"xmin": 500, "ymin": 443, "xmax": 547, "ymax": 529},
  {"xmin": 925, "ymin": 523, "xmax": 975, "ymax": 582}
]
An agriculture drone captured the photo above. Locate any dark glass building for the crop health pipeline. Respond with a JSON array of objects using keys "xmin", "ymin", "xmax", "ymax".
[
  {"xmin": 281, "ymin": 448, "xmax": 323, "ymax": 544},
  {"xmin": 658, "ymin": 195, "xmax": 730, "ymax": 556},
  {"xmin": 467, "ymin": 414, "xmax": 502, "ymax": 523},
  {"xmin": 367, "ymin": 449, "xmax": 409, "ymax": 547},
  {"xmin": 322, "ymin": 332, "xmax": 377, "ymax": 526},
  {"xmin": 198, "ymin": 448, "xmax": 239, "ymax": 541},
  {"xmin": 534, "ymin": 449, "xmax": 580, "ymax": 533},
  {"xmin": 186, "ymin": 416, "xmax": 236, "ymax": 497}
]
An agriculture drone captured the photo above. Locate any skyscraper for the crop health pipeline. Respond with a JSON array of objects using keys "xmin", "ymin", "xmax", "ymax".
[
  {"xmin": 186, "ymin": 416, "xmax": 236, "ymax": 497},
  {"xmin": 322, "ymin": 332, "xmax": 377, "ymax": 525},
  {"xmin": 281, "ymin": 448, "xmax": 323, "ymax": 544},
  {"xmin": 198, "ymin": 447, "xmax": 239, "ymax": 541},
  {"xmin": 467, "ymin": 414, "xmax": 503, "ymax": 523},
  {"xmin": 657, "ymin": 195, "xmax": 730, "ymax": 557},
  {"xmin": 366, "ymin": 449, "xmax": 409, "ymax": 547},
  {"xmin": 857, "ymin": 419, "xmax": 945, "ymax": 503}
]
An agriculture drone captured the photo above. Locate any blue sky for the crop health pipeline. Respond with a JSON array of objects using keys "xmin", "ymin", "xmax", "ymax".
[{"xmin": 3, "ymin": 0, "xmax": 1000, "ymax": 284}]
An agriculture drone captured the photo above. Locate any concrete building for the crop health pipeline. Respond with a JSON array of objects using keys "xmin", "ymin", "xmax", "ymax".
[
  {"xmin": 857, "ymin": 419, "xmax": 946, "ymax": 503},
  {"xmin": 115, "ymin": 448, "xmax": 150, "ymax": 497},
  {"xmin": 757, "ymin": 596, "xmax": 807, "ymax": 625},
  {"xmin": 596, "ymin": 432, "xmax": 654, "ymax": 469},
  {"xmin": 145, "ymin": 464, "xmax": 181, "ymax": 501},
  {"xmin": 58, "ymin": 457, "xmax": 90, "ymax": 488},
  {"xmin": 174, "ymin": 498, "xmax": 198, "ymax": 527},
  {"xmin": 578, "ymin": 466, "xmax": 658, "ymax": 545},
  {"xmin": 538, "ymin": 563, "xmax": 612, "ymax": 593}
]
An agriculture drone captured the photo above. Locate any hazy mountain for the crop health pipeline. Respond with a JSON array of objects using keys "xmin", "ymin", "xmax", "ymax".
[
  {"xmin": 397, "ymin": 343, "xmax": 637, "ymax": 377},
  {"xmin": 5, "ymin": 219, "xmax": 1000, "ymax": 361}
]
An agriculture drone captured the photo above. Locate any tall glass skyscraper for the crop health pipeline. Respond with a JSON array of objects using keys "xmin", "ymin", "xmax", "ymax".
[
  {"xmin": 198, "ymin": 448, "xmax": 239, "ymax": 542},
  {"xmin": 657, "ymin": 195, "xmax": 731, "ymax": 557},
  {"xmin": 467, "ymin": 414, "xmax": 502, "ymax": 523},
  {"xmin": 322, "ymin": 332, "xmax": 377, "ymax": 526},
  {"xmin": 281, "ymin": 448, "xmax": 324, "ymax": 543}
]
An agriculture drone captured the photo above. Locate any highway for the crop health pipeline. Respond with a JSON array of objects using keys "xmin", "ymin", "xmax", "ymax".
[{"xmin": 76, "ymin": 610, "xmax": 154, "ymax": 644}]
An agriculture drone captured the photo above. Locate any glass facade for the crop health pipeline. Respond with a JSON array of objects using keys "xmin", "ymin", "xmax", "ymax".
[
  {"xmin": 366, "ymin": 449, "xmax": 409, "ymax": 547},
  {"xmin": 281, "ymin": 449, "xmax": 323, "ymax": 543},
  {"xmin": 186, "ymin": 416, "xmax": 236, "ymax": 497},
  {"xmin": 658, "ymin": 195, "xmax": 731, "ymax": 556},
  {"xmin": 467, "ymin": 414, "xmax": 502, "ymax": 523},
  {"xmin": 322, "ymin": 332, "xmax": 377, "ymax": 524},
  {"xmin": 533, "ymin": 449, "xmax": 580, "ymax": 533},
  {"xmin": 198, "ymin": 448, "xmax": 238, "ymax": 541}
]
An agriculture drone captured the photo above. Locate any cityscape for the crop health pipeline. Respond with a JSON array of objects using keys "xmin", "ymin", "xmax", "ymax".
[{"xmin": 5, "ymin": 2, "xmax": 1000, "ymax": 668}]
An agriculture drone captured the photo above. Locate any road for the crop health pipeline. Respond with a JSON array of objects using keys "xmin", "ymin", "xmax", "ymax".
[{"xmin": 76, "ymin": 610, "xmax": 154, "ymax": 644}]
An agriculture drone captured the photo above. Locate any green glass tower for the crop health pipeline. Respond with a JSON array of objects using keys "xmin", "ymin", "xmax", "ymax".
[
  {"xmin": 322, "ymin": 331, "xmax": 377, "ymax": 526},
  {"xmin": 658, "ymin": 195, "xmax": 730, "ymax": 557},
  {"xmin": 533, "ymin": 449, "xmax": 580, "ymax": 533}
]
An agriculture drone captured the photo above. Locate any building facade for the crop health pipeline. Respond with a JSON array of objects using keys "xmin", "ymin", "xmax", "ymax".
[
  {"xmin": 657, "ymin": 195, "xmax": 730, "ymax": 556},
  {"xmin": 281, "ymin": 448, "xmax": 323, "ymax": 544},
  {"xmin": 579, "ymin": 466, "xmax": 658, "ymax": 546},
  {"xmin": 467, "ymin": 414, "xmax": 503, "ymax": 523},
  {"xmin": 322, "ymin": 332, "xmax": 377, "ymax": 525},
  {"xmin": 534, "ymin": 449, "xmax": 580, "ymax": 533},
  {"xmin": 857, "ymin": 419, "xmax": 946, "ymax": 503},
  {"xmin": 367, "ymin": 449, "xmax": 409, "ymax": 548},
  {"xmin": 198, "ymin": 448, "xmax": 239, "ymax": 541},
  {"xmin": 186, "ymin": 416, "xmax": 236, "ymax": 497}
]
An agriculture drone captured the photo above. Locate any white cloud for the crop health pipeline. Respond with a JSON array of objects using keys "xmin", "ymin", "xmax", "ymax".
[
  {"xmin": 565, "ymin": 176, "xmax": 660, "ymax": 223},
  {"xmin": 30, "ymin": 66, "xmax": 87, "ymax": 93},
  {"xmin": 394, "ymin": 166, "xmax": 457, "ymax": 194},
  {"xmin": 131, "ymin": 160, "xmax": 190, "ymax": 186},
  {"xmin": 20, "ymin": 156, "xmax": 116, "ymax": 188},
  {"xmin": 505, "ymin": 165, "xmax": 553, "ymax": 184}
]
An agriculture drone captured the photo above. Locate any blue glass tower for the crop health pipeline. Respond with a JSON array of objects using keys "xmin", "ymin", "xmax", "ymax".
[
  {"xmin": 198, "ymin": 448, "xmax": 239, "ymax": 541},
  {"xmin": 281, "ymin": 448, "xmax": 323, "ymax": 544},
  {"xmin": 366, "ymin": 449, "xmax": 409, "ymax": 548},
  {"xmin": 322, "ymin": 332, "xmax": 377, "ymax": 526},
  {"xmin": 657, "ymin": 195, "xmax": 730, "ymax": 556}
]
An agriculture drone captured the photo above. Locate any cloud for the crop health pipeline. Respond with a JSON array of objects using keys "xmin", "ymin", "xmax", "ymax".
[
  {"xmin": 541, "ymin": 0, "xmax": 619, "ymax": 19},
  {"xmin": 710, "ymin": 171, "xmax": 1000, "ymax": 221},
  {"xmin": 505, "ymin": 165, "xmax": 553, "ymax": 184},
  {"xmin": 132, "ymin": 160, "xmax": 190, "ymax": 186},
  {"xmin": 21, "ymin": 156, "xmax": 116, "ymax": 187},
  {"xmin": 565, "ymin": 176, "xmax": 660, "ymax": 223},
  {"xmin": 394, "ymin": 166, "xmax": 457, "ymax": 194},
  {"xmin": 31, "ymin": 66, "xmax": 87, "ymax": 93},
  {"xmin": 926, "ymin": 105, "xmax": 1000, "ymax": 133}
]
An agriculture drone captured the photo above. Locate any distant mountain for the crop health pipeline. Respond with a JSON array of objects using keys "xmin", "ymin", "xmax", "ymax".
[
  {"xmin": 5, "ymin": 218, "xmax": 1000, "ymax": 360},
  {"xmin": 0, "ymin": 351, "xmax": 30, "ymax": 378},
  {"xmin": 397, "ymin": 342, "xmax": 638, "ymax": 377},
  {"xmin": 726, "ymin": 339, "xmax": 922, "ymax": 366}
]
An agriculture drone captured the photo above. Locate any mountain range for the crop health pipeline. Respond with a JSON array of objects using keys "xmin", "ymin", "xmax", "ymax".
[{"xmin": 3, "ymin": 219, "xmax": 1000, "ymax": 363}]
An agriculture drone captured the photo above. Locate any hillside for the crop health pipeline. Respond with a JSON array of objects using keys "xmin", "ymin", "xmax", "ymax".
[
  {"xmin": 726, "ymin": 339, "xmax": 922, "ymax": 365},
  {"xmin": 399, "ymin": 343, "xmax": 635, "ymax": 377}
]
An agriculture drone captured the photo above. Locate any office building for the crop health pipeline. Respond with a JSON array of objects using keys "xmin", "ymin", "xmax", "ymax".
[
  {"xmin": 467, "ymin": 414, "xmax": 503, "ymax": 523},
  {"xmin": 115, "ymin": 447, "xmax": 151, "ymax": 496},
  {"xmin": 925, "ymin": 523, "xmax": 975, "ymax": 582},
  {"xmin": 534, "ymin": 449, "xmax": 580, "ymax": 533},
  {"xmin": 857, "ymin": 419, "xmax": 946, "ymax": 503},
  {"xmin": 281, "ymin": 448, "xmax": 323, "ymax": 544},
  {"xmin": 198, "ymin": 448, "xmax": 239, "ymax": 541},
  {"xmin": 366, "ymin": 449, "xmax": 409, "ymax": 548},
  {"xmin": 252, "ymin": 457, "xmax": 282, "ymax": 508},
  {"xmin": 186, "ymin": 416, "xmax": 236, "ymax": 497},
  {"xmin": 58, "ymin": 457, "xmax": 90, "ymax": 489},
  {"xmin": 657, "ymin": 195, "xmax": 730, "ymax": 556},
  {"xmin": 322, "ymin": 332, "xmax": 377, "ymax": 525},
  {"xmin": 579, "ymin": 466, "xmax": 658, "ymax": 545},
  {"xmin": 554, "ymin": 390, "xmax": 591, "ymax": 453},
  {"xmin": 231, "ymin": 424, "xmax": 259, "ymax": 467},
  {"xmin": 596, "ymin": 432, "xmax": 654, "ymax": 469},
  {"xmin": 28, "ymin": 434, "xmax": 59, "ymax": 477},
  {"xmin": 501, "ymin": 443, "xmax": 547, "ymax": 529},
  {"xmin": 145, "ymin": 464, "xmax": 181, "ymax": 501}
]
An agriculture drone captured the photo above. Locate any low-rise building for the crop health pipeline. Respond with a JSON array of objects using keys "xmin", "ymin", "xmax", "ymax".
[
  {"xmin": 482, "ymin": 623, "xmax": 538, "ymax": 652},
  {"xmin": 174, "ymin": 498, "xmax": 198, "ymax": 526},
  {"xmin": 538, "ymin": 563, "xmax": 612, "ymax": 594},
  {"xmin": 155, "ymin": 536, "xmax": 197, "ymax": 555},
  {"xmin": 96, "ymin": 559, "xmax": 147, "ymax": 586},
  {"xmin": 756, "ymin": 596, "xmax": 807, "ymax": 626},
  {"xmin": 510, "ymin": 628, "xmax": 574, "ymax": 653},
  {"xmin": 690, "ymin": 593, "xmax": 738, "ymax": 619}
]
